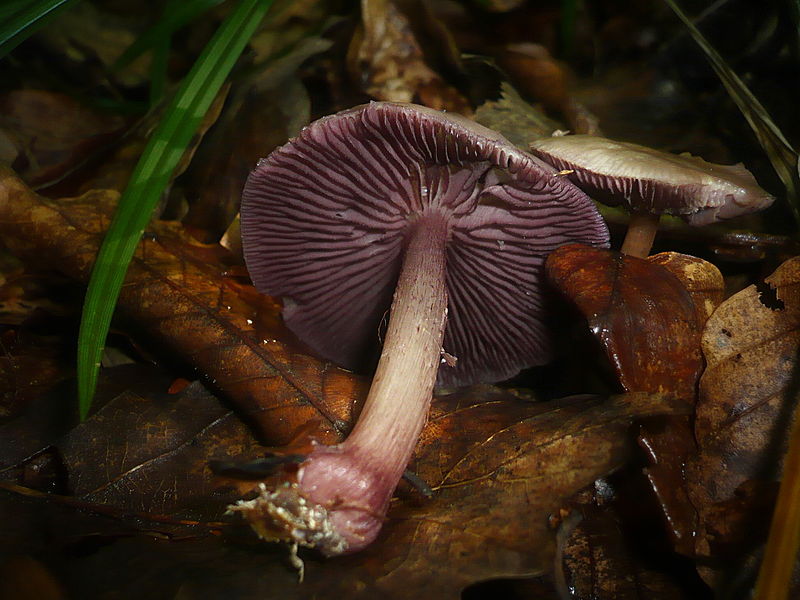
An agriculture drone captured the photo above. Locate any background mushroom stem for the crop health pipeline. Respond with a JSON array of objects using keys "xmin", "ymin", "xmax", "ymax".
[
  {"xmin": 233, "ymin": 212, "xmax": 451, "ymax": 556},
  {"xmin": 620, "ymin": 211, "xmax": 661, "ymax": 258}
]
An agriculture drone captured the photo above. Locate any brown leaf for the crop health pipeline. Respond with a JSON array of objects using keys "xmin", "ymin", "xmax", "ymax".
[
  {"xmin": 473, "ymin": 81, "xmax": 560, "ymax": 149},
  {"xmin": 560, "ymin": 484, "xmax": 700, "ymax": 600},
  {"xmin": 57, "ymin": 381, "xmax": 262, "ymax": 518},
  {"xmin": 637, "ymin": 252, "xmax": 724, "ymax": 555},
  {"xmin": 351, "ymin": 0, "xmax": 470, "ymax": 113},
  {"xmin": 3, "ymin": 391, "xmax": 684, "ymax": 599},
  {"xmin": 648, "ymin": 251, "xmax": 725, "ymax": 325},
  {"xmin": 0, "ymin": 90, "xmax": 126, "ymax": 188},
  {"xmin": 686, "ymin": 256, "xmax": 800, "ymax": 587},
  {"xmin": 545, "ymin": 244, "xmax": 703, "ymax": 399},
  {"xmin": 0, "ymin": 167, "xmax": 364, "ymax": 445},
  {"xmin": 547, "ymin": 246, "xmax": 720, "ymax": 557}
]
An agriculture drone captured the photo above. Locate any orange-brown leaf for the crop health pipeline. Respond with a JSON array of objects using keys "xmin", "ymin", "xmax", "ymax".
[{"xmin": 545, "ymin": 244, "xmax": 704, "ymax": 399}]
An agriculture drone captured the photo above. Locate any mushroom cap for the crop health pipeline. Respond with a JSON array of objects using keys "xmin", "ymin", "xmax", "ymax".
[
  {"xmin": 529, "ymin": 134, "xmax": 774, "ymax": 225},
  {"xmin": 241, "ymin": 102, "xmax": 609, "ymax": 387}
]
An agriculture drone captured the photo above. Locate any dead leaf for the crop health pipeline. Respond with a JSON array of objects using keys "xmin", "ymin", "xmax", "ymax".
[
  {"xmin": 350, "ymin": 0, "xmax": 470, "ymax": 113},
  {"xmin": 547, "ymin": 246, "xmax": 722, "ymax": 557},
  {"xmin": 57, "ymin": 381, "xmax": 262, "ymax": 518},
  {"xmin": 0, "ymin": 168, "xmax": 364, "ymax": 445},
  {"xmin": 2, "ymin": 390, "xmax": 685, "ymax": 599},
  {"xmin": 545, "ymin": 244, "xmax": 703, "ymax": 399},
  {"xmin": 560, "ymin": 483, "xmax": 699, "ymax": 600},
  {"xmin": 473, "ymin": 81, "xmax": 560, "ymax": 149},
  {"xmin": 0, "ymin": 90, "xmax": 126, "ymax": 189},
  {"xmin": 648, "ymin": 252, "xmax": 725, "ymax": 324},
  {"xmin": 686, "ymin": 255, "xmax": 800, "ymax": 589}
]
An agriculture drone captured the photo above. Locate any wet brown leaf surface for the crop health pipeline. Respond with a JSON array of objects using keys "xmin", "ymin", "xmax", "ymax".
[
  {"xmin": 686, "ymin": 256, "xmax": 800, "ymax": 588},
  {"xmin": 547, "ymin": 245, "xmax": 725, "ymax": 564},
  {"xmin": 2, "ymin": 389, "xmax": 682, "ymax": 599},
  {"xmin": 545, "ymin": 244, "xmax": 705, "ymax": 399},
  {"xmin": 0, "ymin": 167, "xmax": 364, "ymax": 445}
]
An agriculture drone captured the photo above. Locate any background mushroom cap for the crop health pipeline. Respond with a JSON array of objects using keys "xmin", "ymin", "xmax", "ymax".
[
  {"xmin": 529, "ymin": 134, "xmax": 774, "ymax": 225},
  {"xmin": 241, "ymin": 102, "xmax": 609, "ymax": 387}
]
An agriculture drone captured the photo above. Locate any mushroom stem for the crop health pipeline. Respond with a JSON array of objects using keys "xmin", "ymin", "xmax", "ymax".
[
  {"xmin": 620, "ymin": 211, "xmax": 660, "ymax": 258},
  {"xmin": 232, "ymin": 212, "xmax": 449, "ymax": 556},
  {"xmin": 343, "ymin": 211, "xmax": 449, "ymax": 468}
]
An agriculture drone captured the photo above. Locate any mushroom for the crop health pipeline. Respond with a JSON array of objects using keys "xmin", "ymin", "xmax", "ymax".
[
  {"xmin": 234, "ymin": 102, "xmax": 609, "ymax": 555},
  {"xmin": 529, "ymin": 134, "xmax": 775, "ymax": 257}
]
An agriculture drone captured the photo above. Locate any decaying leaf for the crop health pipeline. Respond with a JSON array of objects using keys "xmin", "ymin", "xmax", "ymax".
[
  {"xmin": 2, "ymin": 389, "xmax": 685, "ymax": 598},
  {"xmin": 350, "ymin": 0, "xmax": 469, "ymax": 112},
  {"xmin": 686, "ymin": 255, "xmax": 800, "ymax": 590},
  {"xmin": 547, "ymin": 246, "xmax": 724, "ymax": 557},
  {"xmin": 0, "ymin": 167, "xmax": 364, "ymax": 445},
  {"xmin": 472, "ymin": 81, "xmax": 560, "ymax": 149},
  {"xmin": 0, "ymin": 90, "xmax": 126, "ymax": 189},
  {"xmin": 560, "ymin": 483, "xmax": 699, "ymax": 599},
  {"xmin": 545, "ymin": 244, "xmax": 704, "ymax": 399}
]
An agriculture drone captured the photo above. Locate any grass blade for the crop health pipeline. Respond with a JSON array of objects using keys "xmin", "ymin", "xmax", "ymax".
[
  {"xmin": 663, "ymin": 0, "xmax": 800, "ymax": 228},
  {"xmin": 77, "ymin": 0, "xmax": 274, "ymax": 419},
  {"xmin": 0, "ymin": 0, "xmax": 79, "ymax": 58}
]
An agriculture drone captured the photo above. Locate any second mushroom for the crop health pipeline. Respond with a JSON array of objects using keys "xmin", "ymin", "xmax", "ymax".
[{"xmin": 234, "ymin": 102, "xmax": 609, "ymax": 555}]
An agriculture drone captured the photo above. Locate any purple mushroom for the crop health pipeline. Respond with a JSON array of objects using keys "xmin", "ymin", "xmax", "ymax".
[
  {"xmin": 530, "ymin": 134, "xmax": 775, "ymax": 257},
  {"xmin": 234, "ymin": 102, "xmax": 609, "ymax": 555}
]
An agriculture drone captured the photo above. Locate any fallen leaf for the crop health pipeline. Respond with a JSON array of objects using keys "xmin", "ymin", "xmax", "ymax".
[
  {"xmin": 351, "ymin": 0, "xmax": 470, "ymax": 113},
  {"xmin": 545, "ymin": 244, "xmax": 703, "ymax": 399},
  {"xmin": 637, "ymin": 251, "xmax": 724, "ymax": 555},
  {"xmin": 0, "ymin": 168, "xmax": 364, "ymax": 445},
  {"xmin": 0, "ymin": 90, "xmax": 126, "ymax": 188},
  {"xmin": 560, "ymin": 482, "xmax": 702, "ymax": 600},
  {"xmin": 2, "ymin": 390, "xmax": 685, "ymax": 599},
  {"xmin": 686, "ymin": 255, "xmax": 800, "ymax": 590},
  {"xmin": 57, "ymin": 381, "xmax": 262, "ymax": 519},
  {"xmin": 648, "ymin": 251, "xmax": 725, "ymax": 324},
  {"xmin": 473, "ymin": 81, "xmax": 560, "ymax": 149},
  {"xmin": 547, "ymin": 246, "xmax": 722, "ymax": 557}
]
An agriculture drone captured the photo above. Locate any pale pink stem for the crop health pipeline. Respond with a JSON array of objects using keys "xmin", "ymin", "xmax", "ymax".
[{"xmin": 232, "ymin": 212, "xmax": 450, "ymax": 555}]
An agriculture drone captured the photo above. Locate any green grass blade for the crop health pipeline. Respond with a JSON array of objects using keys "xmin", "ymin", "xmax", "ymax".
[
  {"xmin": 77, "ymin": 0, "xmax": 274, "ymax": 420},
  {"xmin": 0, "ymin": 0, "xmax": 80, "ymax": 58},
  {"xmin": 663, "ymin": 0, "xmax": 800, "ymax": 228}
]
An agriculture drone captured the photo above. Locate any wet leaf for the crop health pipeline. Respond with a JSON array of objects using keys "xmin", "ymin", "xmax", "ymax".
[
  {"xmin": 547, "ymin": 246, "xmax": 723, "ymax": 557},
  {"xmin": 560, "ymin": 482, "xmax": 703, "ymax": 600},
  {"xmin": 0, "ymin": 168, "xmax": 364, "ymax": 445},
  {"xmin": 545, "ymin": 244, "xmax": 704, "ymax": 399},
  {"xmin": 686, "ymin": 255, "xmax": 800, "ymax": 590},
  {"xmin": 56, "ymin": 381, "xmax": 262, "ymax": 518},
  {"xmin": 2, "ymin": 390, "xmax": 684, "ymax": 598}
]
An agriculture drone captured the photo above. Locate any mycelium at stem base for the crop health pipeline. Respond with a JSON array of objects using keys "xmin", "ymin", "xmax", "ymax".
[{"xmin": 230, "ymin": 212, "xmax": 449, "ymax": 556}]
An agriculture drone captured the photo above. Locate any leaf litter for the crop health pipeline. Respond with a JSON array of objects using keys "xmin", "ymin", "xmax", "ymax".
[{"xmin": 1, "ymin": 1, "xmax": 798, "ymax": 598}]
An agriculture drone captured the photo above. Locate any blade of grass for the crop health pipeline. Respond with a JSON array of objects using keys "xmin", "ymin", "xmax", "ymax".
[
  {"xmin": 0, "ymin": 0, "xmax": 79, "ymax": 58},
  {"xmin": 77, "ymin": 0, "xmax": 274, "ymax": 420},
  {"xmin": 663, "ymin": 0, "xmax": 800, "ymax": 229}
]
